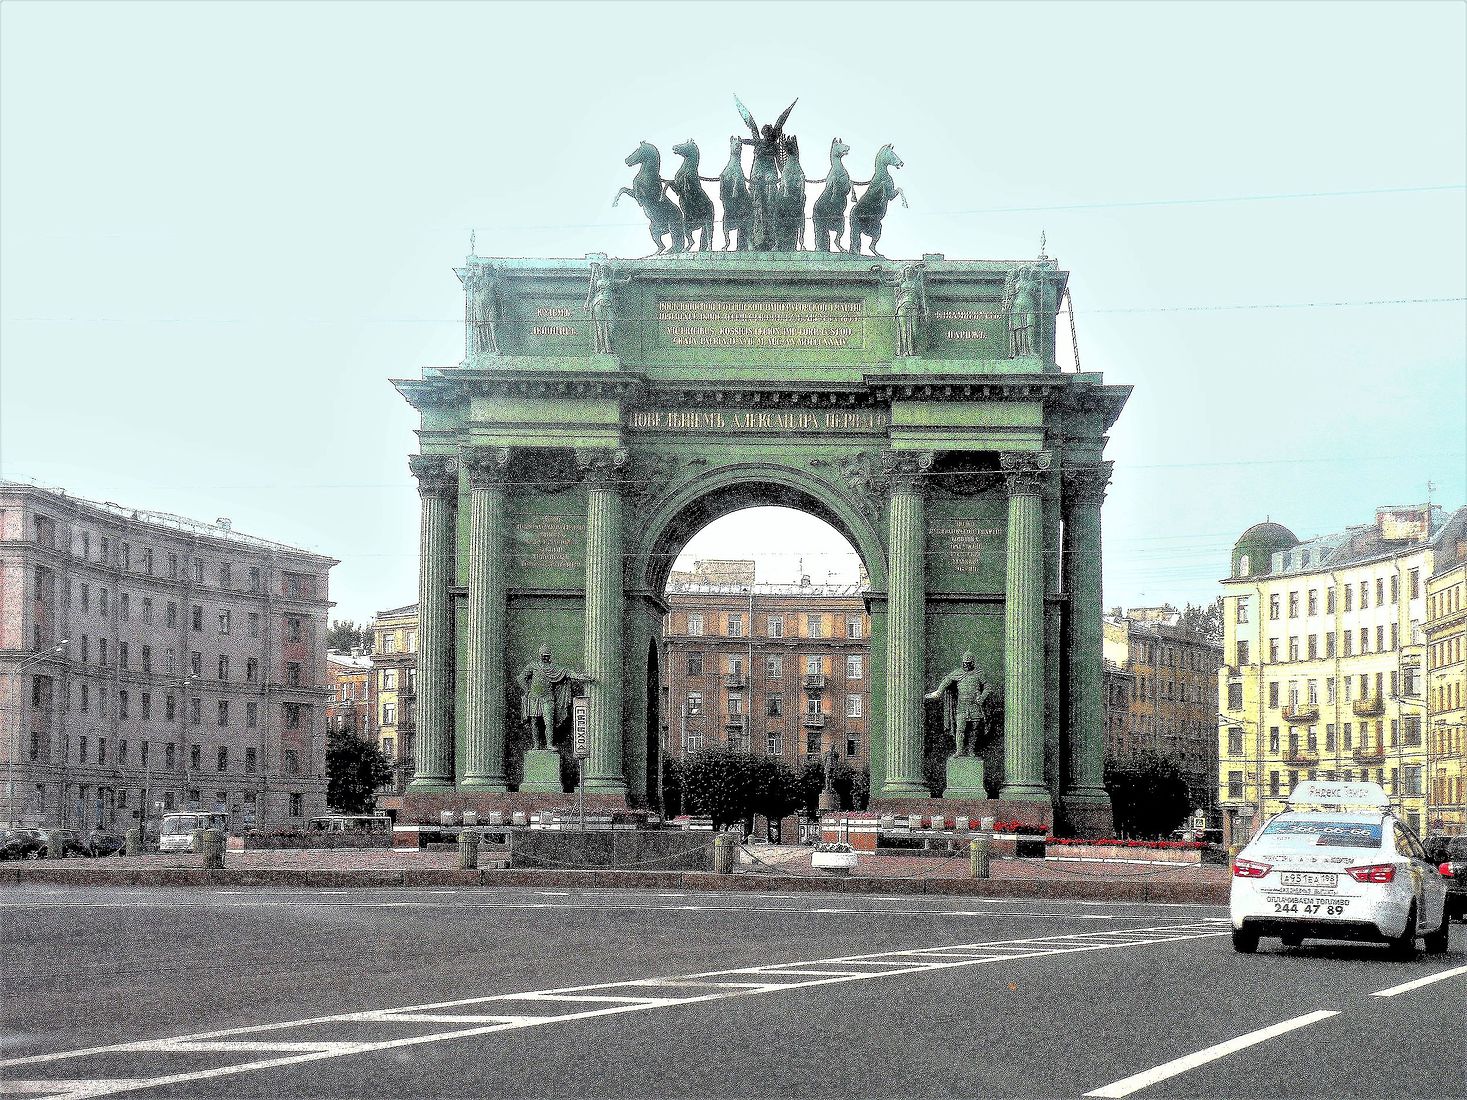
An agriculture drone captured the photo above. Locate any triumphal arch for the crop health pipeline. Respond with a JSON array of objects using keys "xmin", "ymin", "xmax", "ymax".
[{"xmin": 394, "ymin": 105, "xmax": 1129, "ymax": 835}]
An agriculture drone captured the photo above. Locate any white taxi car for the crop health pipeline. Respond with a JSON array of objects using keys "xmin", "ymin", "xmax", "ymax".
[{"xmin": 1230, "ymin": 781, "xmax": 1450, "ymax": 956}]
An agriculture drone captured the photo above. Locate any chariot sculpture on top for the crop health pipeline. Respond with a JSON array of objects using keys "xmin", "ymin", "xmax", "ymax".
[{"xmin": 613, "ymin": 95, "xmax": 908, "ymax": 257}]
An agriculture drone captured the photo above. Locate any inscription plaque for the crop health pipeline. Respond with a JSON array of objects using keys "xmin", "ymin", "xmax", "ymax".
[
  {"xmin": 928, "ymin": 301, "xmax": 1006, "ymax": 356},
  {"xmin": 629, "ymin": 408, "xmax": 888, "ymax": 433},
  {"xmin": 930, "ymin": 517, "xmax": 1002, "ymax": 574},
  {"xmin": 512, "ymin": 513, "xmax": 584, "ymax": 572},
  {"xmin": 656, "ymin": 299, "xmax": 863, "ymax": 349}
]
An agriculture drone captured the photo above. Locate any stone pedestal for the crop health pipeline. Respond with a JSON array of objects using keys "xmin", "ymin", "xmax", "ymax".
[
  {"xmin": 942, "ymin": 755, "xmax": 987, "ymax": 800},
  {"xmin": 520, "ymin": 749, "xmax": 564, "ymax": 794},
  {"xmin": 818, "ymin": 788, "xmax": 837, "ymax": 811}
]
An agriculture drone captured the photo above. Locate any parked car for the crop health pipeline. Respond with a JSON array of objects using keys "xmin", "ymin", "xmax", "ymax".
[
  {"xmin": 1426, "ymin": 834, "xmax": 1467, "ymax": 922},
  {"xmin": 1230, "ymin": 781, "xmax": 1449, "ymax": 956},
  {"xmin": 85, "ymin": 830, "xmax": 127, "ymax": 857},
  {"xmin": 0, "ymin": 828, "xmax": 46, "ymax": 860},
  {"xmin": 34, "ymin": 828, "xmax": 88, "ymax": 858}
]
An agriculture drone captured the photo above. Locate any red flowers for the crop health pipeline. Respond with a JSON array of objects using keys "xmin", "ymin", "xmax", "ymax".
[{"xmin": 992, "ymin": 820, "xmax": 1048, "ymax": 835}]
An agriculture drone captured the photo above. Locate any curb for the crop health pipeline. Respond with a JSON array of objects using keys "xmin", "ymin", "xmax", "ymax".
[{"xmin": 0, "ymin": 864, "xmax": 1228, "ymax": 904}]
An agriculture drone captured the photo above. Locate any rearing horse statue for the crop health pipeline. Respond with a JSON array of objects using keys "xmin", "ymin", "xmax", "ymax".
[
  {"xmin": 719, "ymin": 135, "xmax": 753, "ymax": 251},
  {"xmin": 849, "ymin": 143, "xmax": 906, "ymax": 258},
  {"xmin": 811, "ymin": 137, "xmax": 853, "ymax": 252},
  {"xmin": 614, "ymin": 141, "xmax": 687, "ymax": 255},
  {"xmin": 670, "ymin": 139, "xmax": 715, "ymax": 253},
  {"xmin": 773, "ymin": 134, "xmax": 806, "ymax": 252}
]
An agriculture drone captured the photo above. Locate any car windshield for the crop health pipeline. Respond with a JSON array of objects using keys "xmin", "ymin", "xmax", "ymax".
[
  {"xmin": 1260, "ymin": 818, "xmax": 1382, "ymax": 849},
  {"xmin": 161, "ymin": 817, "xmax": 198, "ymax": 835}
]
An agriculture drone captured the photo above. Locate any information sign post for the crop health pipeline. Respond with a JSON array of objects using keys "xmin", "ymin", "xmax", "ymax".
[{"xmin": 573, "ymin": 698, "xmax": 589, "ymax": 833}]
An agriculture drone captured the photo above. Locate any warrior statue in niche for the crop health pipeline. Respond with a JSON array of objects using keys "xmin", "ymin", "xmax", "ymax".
[
  {"xmin": 925, "ymin": 651, "xmax": 993, "ymax": 758},
  {"xmin": 893, "ymin": 261, "xmax": 929, "ymax": 357},
  {"xmin": 585, "ymin": 261, "xmax": 632, "ymax": 355},
  {"xmin": 519, "ymin": 644, "xmax": 594, "ymax": 751},
  {"xmin": 465, "ymin": 264, "xmax": 500, "ymax": 356}
]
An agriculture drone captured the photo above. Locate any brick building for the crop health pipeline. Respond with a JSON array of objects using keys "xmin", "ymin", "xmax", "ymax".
[
  {"xmin": 325, "ymin": 649, "xmax": 375, "ymax": 743},
  {"xmin": 0, "ymin": 482, "xmax": 334, "ymax": 830},
  {"xmin": 661, "ymin": 561, "xmax": 871, "ymax": 775},
  {"xmin": 371, "ymin": 604, "xmax": 418, "ymax": 797},
  {"xmin": 1103, "ymin": 607, "xmax": 1222, "ymax": 818}
]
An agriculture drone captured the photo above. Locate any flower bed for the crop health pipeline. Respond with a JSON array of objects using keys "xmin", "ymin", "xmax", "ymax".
[{"xmin": 1046, "ymin": 837, "xmax": 1205, "ymax": 863}]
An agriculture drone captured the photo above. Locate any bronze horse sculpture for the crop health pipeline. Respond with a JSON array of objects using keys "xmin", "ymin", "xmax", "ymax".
[
  {"xmin": 849, "ymin": 143, "xmax": 906, "ymax": 258},
  {"xmin": 613, "ymin": 142, "xmax": 686, "ymax": 255},
  {"xmin": 811, "ymin": 137, "xmax": 853, "ymax": 252},
  {"xmin": 718, "ymin": 134, "xmax": 753, "ymax": 251},
  {"xmin": 670, "ymin": 139, "xmax": 715, "ymax": 252},
  {"xmin": 773, "ymin": 134, "xmax": 806, "ymax": 252}
]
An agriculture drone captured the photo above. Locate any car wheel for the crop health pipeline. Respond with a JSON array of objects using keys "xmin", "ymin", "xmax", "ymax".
[
  {"xmin": 1281, "ymin": 931, "xmax": 1304, "ymax": 948},
  {"xmin": 1232, "ymin": 928, "xmax": 1259, "ymax": 953},
  {"xmin": 1423, "ymin": 910, "xmax": 1450, "ymax": 954},
  {"xmin": 1387, "ymin": 903, "xmax": 1419, "ymax": 959}
]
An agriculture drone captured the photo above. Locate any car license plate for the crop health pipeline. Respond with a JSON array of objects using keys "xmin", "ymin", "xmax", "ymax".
[{"xmin": 1280, "ymin": 871, "xmax": 1337, "ymax": 887}]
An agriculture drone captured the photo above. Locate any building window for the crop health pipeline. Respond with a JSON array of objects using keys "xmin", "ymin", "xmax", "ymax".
[
  {"xmin": 250, "ymin": 567, "xmax": 261, "ymax": 593},
  {"xmin": 246, "ymin": 658, "xmax": 258, "ymax": 682},
  {"xmin": 1288, "ymin": 637, "xmax": 1299, "ymax": 662},
  {"xmin": 378, "ymin": 738, "xmax": 392, "ymax": 761},
  {"xmin": 286, "ymin": 617, "xmax": 302, "ymax": 643},
  {"xmin": 766, "ymin": 732, "xmax": 782, "ymax": 756},
  {"xmin": 194, "ymin": 559, "xmax": 205, "ymax": 584},
  {"xmin": 726, "ymin": 614, "xmax": 744, "ymax": 638},
  {"xmin": 142, "ymin": 547, "xmax": 153, "ymax": 575},
  {"xmin": 1307, "ymin": 590, "xmax": 1318, "ymax": 616},
  {"xmin": 765, "ymin": 655, "xmax": 782, "ymax": 679},
  {"xmin": 846, "ymin": 693, "xmax": 863, "ymax": 718},
  {"xmin": 190, "ymin": 652, "xmax": 202, "ymax": 677},
  {"xmin": 190, "ymin": 744, "xmax": 201, "ymax": 770},
  {"xmin": 118, "ymin": 690, "xmax": 129, "ymax": 719},
  {"xmin": 190, "ymin": 698, "xmax": 201, "ymax": 725},
  {"xmin": 286, "ymin": 662, "xmax": 302, "ymax": 688},
  {"xmin": 289, "ymin": 793, "xmax": 303, "ymax": 818},
  {"xmin": 217, "ymin": 747, "xmax": 228, "ymax": 772},
  {"xmin": 686, "ymin": 653, "xmax": 703, "ymax": 677},
  {"xmin": 686, "ymin": 691, "xmax": 702, "ymax": 716},
  {"xmin": 382, "ymin": 669, "xmax": 396, "ymax": 691},
  {"xmin": 1227, "ymin": 682, "xmax": 1243, "ymax": 710},
  {"xmin": 767, "ymin": 616, "xmax": 784, "ymax": 638},
  {"xmin": 1269, "ymin": 727, "xmax": 1280, "ymax": 754},
  {"xmin": 846, "ymin": 654, "xmax": 863, "ymax": 680},
  {"xmin": 382, "ymin": 703, "xmax": 396, "ymax": 725},
  {"xmin": 767, "ymin": 695, "xmax": 783, "ymax": 717},
  {"xmin": 1235, "ymin": 641, "xmax": 1249, "ymax": 666},
  {"xmin": 217, "ymin": 700, "xmax": 228, "ymax": 727},
  {"xmin": 806, "ymin": 731, "xmax": 821, "ymax": 755},
  {"xmin": 806, "ymin": 615, "xmax": 823, "ymax": 638},
  {"xmin": 220, "ymin": 563, "xmax": 232, "ymax": 588},
  {"xmin": 806, "ymin": 655, "xmax": 821, "ymax": 676},
  {"xmin": 1268, "ymin": 638, "xmax": 1278, "ymax": 663},
  {"xmin": 190, "ymin": 605, "xmax": 202, "ymax": 632},
  {"xmin": 1268, "ymin": 682, "xmax": 1279, "ymax": 708},
  {"xmin": 1288, "ymin": 592, "xmax": 1299, "ymax": 618},
  {"xmin": 165, "ymin": 743, "xmax": 175, "ymax": 770},
  {"xmin": 218, "ymin": 655, "xmax": 229, "ymax": 681},
  {"xmin": 846, "ymin": 734, "xmax": 860, "ymax": 757},
  {"xmin": 1235, "ymin": 598, "xmax": 1248, "ymax": 624},
  {"xmin": 120, "ymin": 593, "xmax": 130, "ymax": 620},
  {"xmin": 687, "ymin": 613, "xmax": 704, "ymax": 637},
  {"xmin": 246, "ymin": 701, "xmax": 257, "ymax": 728},
  {"xmin": 1269, "ymin": 595, "xmax": 1280, "ymax": 621},
  {"xmin": 846, "ymin": 616, "xmax": 863, "ymax": 639},
  {"xmin": 120, "ymin": 642, "xmax": 129, "ymax": 669},
  {"xmin": 219, "ymin": 610, "xmax": 231, "ymax": 635},
  {"xmin": 282, "ymin": 749, "xmax": 300, "ymax": 776},
  {"xmin": 727, "ymin": 693, "xmax": 742, "ymax": 716},
  {"xmin": 1227, "ymin": 727, "xmax": 1244, "ymax": 756},
  {"xmin": 1408, "ymin": 568, "xmax": 1419, "ymax": 599},
  {"xmin": 249, "ymin": 613, "xmax": 259, "ymax": 638}
]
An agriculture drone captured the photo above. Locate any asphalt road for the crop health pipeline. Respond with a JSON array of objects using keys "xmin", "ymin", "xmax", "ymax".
[{"xmin": 2, "ymin": 885, "xmax": 1463, "ymax": 1100}]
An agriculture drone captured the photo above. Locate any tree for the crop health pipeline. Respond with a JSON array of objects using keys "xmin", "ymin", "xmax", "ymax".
[
  {"xmin": 751, "ymin": 756, "xmax": 803, "ymax": 828},
  {"xmin": 1104, "ymin": 751, "xmax": 1192, "ymax": 839},
  {"xmin": 1178, "ymin": 598, "xmax": 1224, "ymax": 644},
  {"xmin": 679, "ymin": 748, "xmax": 762, "ymax": 830},
  {"xmin": 326, "ymin": 728, "xmax": 394, "ymax": 812},
  {"xmin": 326, "ymin": 619, "xmax": 367, "ymax": 652},
  {"xmin": 797, "ymin": 756, "xmax": 870, "ymax": 814}
]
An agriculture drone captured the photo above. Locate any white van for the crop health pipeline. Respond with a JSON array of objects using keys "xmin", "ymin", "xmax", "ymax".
[{"xmin": 158, "ymin": 811, "xmax": 229, "ymax": 852}]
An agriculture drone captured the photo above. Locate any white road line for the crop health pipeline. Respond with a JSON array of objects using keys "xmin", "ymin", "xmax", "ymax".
[
  {"xmin": 1, "ymin": 922, "xmax": 1228, "ymax": 1100},
  {"xmin": 1083, "ymin": 1010, "xmax": 1340, "ymax": 1098},
  {"xmin": 1370, "ymin": 964, "xmax": 1467, "ymax": 998}
]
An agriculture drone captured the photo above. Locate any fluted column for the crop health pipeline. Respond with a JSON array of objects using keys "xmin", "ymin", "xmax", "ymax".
[
  {"xmin": 881, "ymin": 452, "xmax": 933, "ymax": 799},
  {"xmin": 462, "ymin": 448, "xmax": 512, "ymax": 791},
  {"xmin": 1001, "ymin": 451, "xmax": 1051, "ymax": 802},
  {"xmin": 579, "ymin": 449, "xmax": 628, "ymax": 795},
  {"xmin": 1062, "ymin": 464, "xmax": 1113, "ymax": 810},
  {"xmin": 407, "ymin": 454, "xmax": 458, "ymax": 792}
]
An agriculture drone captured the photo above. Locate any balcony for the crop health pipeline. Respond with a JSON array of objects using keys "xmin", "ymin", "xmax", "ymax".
[
  {"xmin": 803, "ymin": 673, "xmax": 826, "ymax": 691},
  {"xmin": 724, "ymin": 714, "xmax": 748, "ymax": 732},
  {"xmin": 802, "ymin": 713, "xmax": 827, "ymax": 729},
  {"xmin": 724, "ymin": 674, "xmax": 747, "ymax": 690},
  {"xmin": 1282, "ymin": 749, "xmax": 1319, "ymax": 766},
  {"xmin": 1353, "ymin": 745, "xmax": 1386, "ymax": 764},
  {"xmin": 1353, "ymin": 696, "xmax": 1384, "ymax": 718},
  {"xmin": 1281, "ymin": 703, "xmax": 1318, "ymax": 724}
]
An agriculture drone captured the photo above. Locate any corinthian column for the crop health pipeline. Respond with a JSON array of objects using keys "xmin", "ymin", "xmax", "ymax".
[
  {"xmin": 1062, "ymin": 464, "xmax": 1113, "ymax": 815},
  {"xmin": 579, "ymin": 449, "xmax": 628, "ymax": 796},
  {"xmin": 1000, "ymin": 451, "xmax": 1051, "ymax": 803},
  {"xmin": 462, "ymin": 448, "xmax": 512, "ymax": 791},
  {"xmin": 881, "ymin": 451, "xmax": 934, "ymax": 799},
  {"xmin": 407, "ymin": 454, "xmax": 458, "ymax": 792}
]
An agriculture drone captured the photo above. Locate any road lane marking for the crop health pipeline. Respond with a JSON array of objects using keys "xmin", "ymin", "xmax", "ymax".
[
  {"xmin": 1083, "ymin": 1010, "xmax": 1340, "ymax": 1098},
  {"xmin": 1370, "ymin": 964, "xmax": 1467, "ymax": 998},
  {"xmin": 0, "ymin": 921, "xmax": 1227, "ymax": 1098}
]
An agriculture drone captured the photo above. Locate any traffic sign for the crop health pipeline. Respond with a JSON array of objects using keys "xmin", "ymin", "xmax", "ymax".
[{"xmin": 572, "ymin": 697, "xmax": 589, "ymax": 759}]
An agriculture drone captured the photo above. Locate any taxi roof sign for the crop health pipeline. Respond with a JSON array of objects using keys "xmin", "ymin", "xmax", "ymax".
[{"xmin": 1286, "ymin": 780, "xmax": 1389, "ymax": 810}]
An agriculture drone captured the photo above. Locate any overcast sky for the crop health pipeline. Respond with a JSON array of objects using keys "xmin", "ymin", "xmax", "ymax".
[{"xmin": 2, "ymin": 1, "xmax": 1463, "ymax": 623}]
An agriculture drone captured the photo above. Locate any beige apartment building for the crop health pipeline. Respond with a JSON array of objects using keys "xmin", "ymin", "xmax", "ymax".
[
  {"xmin": 1218, "ymin": 504, "xmax": 1465, "ymax": 843},
  {"xmin": 371, "ymin": 603, "xmax": 418, "ymax": 798},
  {"xmin": 1424, "ymin": 510, "xmax": 1467, "ymax": 834},
  {"xmin": 0, "ymin": 482, "xmax": 334, "ymax": 830}
]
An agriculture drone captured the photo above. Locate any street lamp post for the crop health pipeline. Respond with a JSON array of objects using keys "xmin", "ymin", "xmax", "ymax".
[{"xmin": 6, "ymin": 640, "xmax": 68, "ymax": 826}]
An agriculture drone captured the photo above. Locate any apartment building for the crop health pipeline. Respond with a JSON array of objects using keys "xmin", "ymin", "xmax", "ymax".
[
  {"xmin": 0, "ymin": 482, "xmax": 334, "ymax": 830},
  {"xmin": 1424, "ymin": 509, "xmax": 1467, "ymax": 834},
  {"xmin": 371, "ymin": 604, "xmax": 418, "ymax": 795},
  {"xmin": 325, "ymin": 649, "xmax": 375, "ymax": 742}
]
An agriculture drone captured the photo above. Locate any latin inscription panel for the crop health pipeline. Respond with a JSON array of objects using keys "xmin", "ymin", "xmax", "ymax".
[{"xmin": 655, "ymin": 299, "xmax": 864, "ymax": 350}]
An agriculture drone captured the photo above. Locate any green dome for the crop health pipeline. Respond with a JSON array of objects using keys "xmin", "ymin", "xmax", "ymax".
[{"xmin": 1232, "ymin": 521, "xmax": 1298, "ymax": 578}]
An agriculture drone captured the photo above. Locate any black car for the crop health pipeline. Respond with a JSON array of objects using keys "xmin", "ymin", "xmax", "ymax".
[
  {"xmin": 1426, "ymin": 834, "xmax": 1467, "ymax": 922},
  {"xmin": 34, "ymin": 828, "xmax": 88, "ymax": 858},
  {"xmin": 0, "ymin": 828, "xmax": 46, "ymax": 860},
  {"xmin": 85, "ymin": 830, "xmax": 127, "ymax": 857}
]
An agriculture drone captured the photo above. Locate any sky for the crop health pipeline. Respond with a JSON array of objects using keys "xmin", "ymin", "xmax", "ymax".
[{"xmin": 2, "ymin": 1, "xmax": 1463, "ymax": 624}]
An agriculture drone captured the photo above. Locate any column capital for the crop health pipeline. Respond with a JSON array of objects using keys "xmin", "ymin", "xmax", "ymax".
[
  {"xmin": 408, "ymin": 453, "xmax": 459, "ymax": 496},
  {"xmin": 883, "ymin": 450, "xmax": 936, "ymax": 496},
  {"xmin": 1000, "ymin": 450, "xmax": 1053, "ymax": 497},
  {"xmin": 463, "ymin": 446, "xmax": 516, "ymax": 489},
  {"xmin": 576, "ymin": 447, "xmax": 630, "ymax": 490},
  {"xmin": 1063, "ymin": 462, "xmax": 1114, "ymax": 505}
]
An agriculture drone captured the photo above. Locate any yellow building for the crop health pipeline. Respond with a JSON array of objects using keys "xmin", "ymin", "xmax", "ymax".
[
  {"xmin": 1218, "ymin": 505, "xmax": 1464, "ymax": 844},
  {"xmin": 1425, "ymin": 511, "xmax": 1467, "ymax": 835},
  {"xmin": 371, "ymin": 604, "xmax": 417, "ymax": 797}
]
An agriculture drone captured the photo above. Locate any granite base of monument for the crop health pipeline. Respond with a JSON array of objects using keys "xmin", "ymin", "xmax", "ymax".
[
  {"xmin": 519, "ymin": 749, "xmax": 563, "ymax": 793},
  {"xmin": 1059, "ymin": 796, "xmax": 1116, "ymax": 840},
  {"xmin": 385, "ymin": 790, "xmax": 629, "ymax": 826},
  {"xmin": 941, "ymin": 756, "xmax": 986, "ymax": 800},
  {"xmin": 511, "ymin": 829, "xmax": 713, "ymax": 872},
  {"xmin": 867, "ymin": 797, "xmax": 1052, "ymax": 833}
]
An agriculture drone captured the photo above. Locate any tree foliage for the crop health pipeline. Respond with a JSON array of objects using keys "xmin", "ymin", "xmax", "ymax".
[
  {"xmin": 326, "ymin": 729, "xmax": 394, "ymax": 813},
  {"xmin": 678, "ymin": 749, "xmax": 803, "ymax": 831},
  {"xmin": 1178, "ymin": 598, "xmax": 1224, "ymax": 643},
  {"xmin": 326, "ymin": 619, "xmax": 368, "ymax": 652},
  {"xmin": 797, "ymin": 756, "xmax": 870, "ymax": 814},
  {"xmin": 1104, "ymin": 751, "xmax": 1192, "ymax": 839}
]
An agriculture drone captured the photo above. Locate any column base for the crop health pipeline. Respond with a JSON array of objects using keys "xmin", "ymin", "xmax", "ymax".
[
  {"xmin": 405, "ymin": 777, "xmax": 455, "ymax": 795},
  {"xmin": 878, "ymin": 779, "xmax": 930, "ymax": 799},
  {"xmin": 460, "ymin": 776, "xmax": 509, "ymax": 793},
  {"xmin": 1060, "ymin": 790, "xmax": 1115, "ymax": 839},
  {"xmin": 998, "ymin": 782, "xmax": 1051, "ymax": 804},
  {"xmin": 582, "ymin": 775, "xmax": 630, "ymax": 796},
  {"xmin": 519, "ymin": 750, "xmax": 564, "ymax": 794}
]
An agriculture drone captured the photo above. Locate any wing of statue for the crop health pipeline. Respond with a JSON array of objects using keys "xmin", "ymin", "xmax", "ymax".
[
  {"xmin": 773, "ymin": 98, "xmax": 798, "ymax": 137},
  {"xmin": 733, "ymin": 94, "xmax": 760, "ymax": 140}
]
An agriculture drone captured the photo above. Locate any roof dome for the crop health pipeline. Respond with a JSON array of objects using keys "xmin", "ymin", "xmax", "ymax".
[{"xmin": 1232, "ymin": 521, "xmax": 1298, "ymax": 579}]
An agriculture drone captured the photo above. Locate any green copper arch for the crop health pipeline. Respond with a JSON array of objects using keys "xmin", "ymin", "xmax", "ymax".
[{"xmin": 631, "ymin": 461, "xmax": 888, "ymax": 596}]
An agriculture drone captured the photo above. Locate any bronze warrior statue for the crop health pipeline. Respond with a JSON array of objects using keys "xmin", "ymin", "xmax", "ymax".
[
  {"xmin": 734, "ymin": 94, "xmax": 797, "ymax": 252},
  {"xmin": 519, "ymin": 644, "xmax": 594, "ymax": 751},
  {"xmin": 925, "ymin": 651, "xmax": 992, "ymax": 758}
]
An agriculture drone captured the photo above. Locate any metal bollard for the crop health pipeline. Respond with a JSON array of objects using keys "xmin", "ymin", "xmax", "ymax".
[
  {"xmin": 458, "ymin": 830, "xmax": 480, "ymax": 871},
  {"xmin": 201, "ymin": 828, "xmax": 225, "ymax": 870},
  {"xmin": 47, "ymin": 832, "xmax": 66, "ymax": 859},
  {"xmin": 1227, "ymin": 843, "xmax": 1242, "ymax": 873},
  {"xmin": 713, "ymin": 832, "xmax": 734, "ymax": 875},
  {"xmin": 969, "ymin": 834, "xmax": 991, "ymax": 879},
  {"xmin": 125, "ymin": 826, "xmax": 142, "ymax": 857},
  {"xmin": 191, "ymin": 828, "xmax": 206, "ymax": 853}
]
